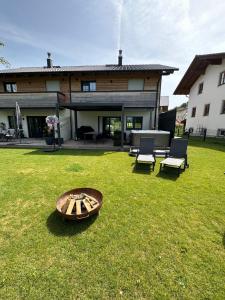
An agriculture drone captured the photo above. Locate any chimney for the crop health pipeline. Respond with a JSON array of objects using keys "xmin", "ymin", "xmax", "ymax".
[
  {"xmin": 118, "ymin": 49, "xmax": 123, "ymax": 66},
  {"xmin": 47, "ymin": 52, "xmax": 53, "ymax": 68}
]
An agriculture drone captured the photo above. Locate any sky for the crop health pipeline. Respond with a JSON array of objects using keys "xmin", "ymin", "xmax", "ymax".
[{"xmin": 0, "ymin": 0, "xmax": 225, "ymax": 108}]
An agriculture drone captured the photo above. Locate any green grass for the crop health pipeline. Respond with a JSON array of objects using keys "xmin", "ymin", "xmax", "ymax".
[{"xmin": 0, "ymin": 138, "xmax": 225, "ymax": 299}]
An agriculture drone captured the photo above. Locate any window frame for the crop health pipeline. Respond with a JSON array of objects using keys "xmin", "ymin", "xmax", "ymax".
[
  {"xmin": 198, "ymin": 82, "xmax": 204, "ymax": 94},
  {"xmin": 203, "ymin": 103, "xmax": 210, "ymax": 116},
  {"xmin": 8, "ymin": 116, "xmax": 16, "ymax": 129},
  {"xmin": 191, "ymin": 107, "xmax": 196, "ymax": 118},
  {"xmin": 217, "ymin": 129, "xmax": 225, "ymax": 136},
  {"xmin": 221, "ymin": 100, "xmax": 225, "ymax": 114},
  {"xmin": 4, "ymin": 82, "xmax": 17, "ymax": 93},
  {"xmin": 81, "ymin": 81, "xmax": 96, "ymax": 92},
  {"xmin": 128, "ymin": 79, "xmax": 144, "ymax": 91},
  {"xmin": 45, "ymin": 80, "xmax": 60, "ymax": 92},
  {"xmin": 218, "ymin": 71, "xmax": 225, "ymax": 86},
  {"xmin": 126, "ymin": 116, "xmax": 143, "ymax": 130}
]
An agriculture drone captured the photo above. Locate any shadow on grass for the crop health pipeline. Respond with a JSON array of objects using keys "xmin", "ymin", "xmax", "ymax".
[
  {"xmin": 188, "ymin": 137, "xmax": 225, "ymax": 153},
  {"xmin": 156, "ymin": 167, "xmax": 182, "ymax": 181},
  {"xmin": 132, "ymin": 163, "xmax": 152, "ymax": 175},
  {"xmin": 46, "ymin": 210, "xmax": 98, "ymax": 236},
  {"xmin": 24, "ymin": 149, "xmax": 115, "ymax": 157}
]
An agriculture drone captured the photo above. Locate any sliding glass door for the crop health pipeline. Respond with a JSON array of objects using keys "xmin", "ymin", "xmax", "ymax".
[{"xmin": 102, "ymin": 117, "xmax": 121, "ymax": 137}]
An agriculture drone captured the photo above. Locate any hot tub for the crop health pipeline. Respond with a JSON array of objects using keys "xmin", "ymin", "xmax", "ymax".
[{"xmin": 131, "ymin": 130, "xmax": 170, "ymax": 148}]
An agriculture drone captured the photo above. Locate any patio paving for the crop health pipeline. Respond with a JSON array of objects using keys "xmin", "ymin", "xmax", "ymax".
[{"xmin": 0, "ymin": 138, "xmax": 129, "ymax": 151}]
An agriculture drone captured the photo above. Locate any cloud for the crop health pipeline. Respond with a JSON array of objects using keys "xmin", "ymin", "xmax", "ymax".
[{"xmin": 1, "ymin": 0, "xmax": 225, "ymax": 107}]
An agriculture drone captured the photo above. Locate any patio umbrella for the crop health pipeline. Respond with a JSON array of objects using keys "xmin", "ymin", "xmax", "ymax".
[{"xmin": 16, "ymin": 101, "xmax": 22, "ymax": 142}]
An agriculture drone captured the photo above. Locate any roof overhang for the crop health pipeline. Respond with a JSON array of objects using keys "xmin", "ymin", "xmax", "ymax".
[
  {"xmin": 174, "ymin": 52, "xmax": 225, "ymax": 95},
  {"xmin": 0, "ymin": 65, "xmax": 179, "ymax": 77},
  {"xmin": 61, "ymin": 103, "xmax": 123, "ymax": 111}
]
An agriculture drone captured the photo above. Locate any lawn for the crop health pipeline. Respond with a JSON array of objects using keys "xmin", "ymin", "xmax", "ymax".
[{"xmin": 0, "ymin": 138, "xmax": 225, "ymax": 299}]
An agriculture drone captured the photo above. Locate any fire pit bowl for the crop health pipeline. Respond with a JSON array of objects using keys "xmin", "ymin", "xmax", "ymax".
[{"xmin": 56, "ymin": 188, "xmax": 103, "ymax": 221}]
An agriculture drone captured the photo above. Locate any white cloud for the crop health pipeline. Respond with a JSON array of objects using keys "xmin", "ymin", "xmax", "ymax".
[{"xmin": 1, "ymin": 0, "xmax": 225, "ymax": 107}]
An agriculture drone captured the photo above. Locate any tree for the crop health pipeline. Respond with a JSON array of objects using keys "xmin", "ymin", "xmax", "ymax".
[{"xmin": 0, "ymin": 41, "xmax": 10, "ymax": 67}]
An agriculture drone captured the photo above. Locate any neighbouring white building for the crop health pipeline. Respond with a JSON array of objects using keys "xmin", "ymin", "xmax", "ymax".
[{"xmin": 174, "ymin": 52, "xmax": 225, "ymax": 137}]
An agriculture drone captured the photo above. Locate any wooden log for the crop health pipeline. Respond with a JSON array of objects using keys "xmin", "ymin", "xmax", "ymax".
[
  {"xmin": 66, "ymin": 199, "xmax": 76, "ymax": 215},
  {"xmin": 83, "ymin": 193, "xmax": 98, "ymax": 206},
  {"xmin": 61, "ymin": 199, "xmax": 70, "ymax": 214},
  {"xmin": 82, "ymin": 199, "xmax": 93, "ymax": 213},
  {"xmin": 76, "ymin": 200, "xmax": 82, "ymax": 215},
  {"xmin": 84, "ymin": 198, "xmax": 94, "ymax": 208}
]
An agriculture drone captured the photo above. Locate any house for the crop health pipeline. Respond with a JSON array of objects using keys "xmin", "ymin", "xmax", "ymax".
[
  {"xmin": 174, "ymin": 52, "xmax": 225, "ymax": 137},
  {"xmin": 0, "ymin": 51, "xmax": 178, "ymax": 145},
  {"xmin": 159, "ymin": 96, "xmax": 169, "ymax": 113}
]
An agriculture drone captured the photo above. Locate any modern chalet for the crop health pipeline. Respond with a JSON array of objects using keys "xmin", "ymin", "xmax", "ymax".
[
  {"xmin": 174, "ymin": 52, "xmax": 225, "ymax": 137},
  {"xmin": 0, "ymin": 51, "xmax": 178, "ymax": 146}
]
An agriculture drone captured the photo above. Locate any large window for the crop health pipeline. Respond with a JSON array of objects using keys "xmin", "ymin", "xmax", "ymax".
[
  {"xmin": 8, "ymin": 116, "xmax": 16, "ymax": 129},
  {"xmin": 126, "ymin": 116, "xmax": 143, "ymax": 130},
  {"xmin": 221, "ymin": 100, "xmax": 225, "ymax": 114},
  {"xmin": 219, "ymin": 71, "xmax": 225, "ymax": 86},
  {"xmin": 198, "ymin": 82, "xmax": 203, "ymax": 94},
  {"xmin": 4, "ymin": 82, "xmax": 17, "ymax": 93},
  {"xmin": 81, "ymin": 81, "xmax": 96, "ymax": 92},
  {"xmin": 128, "ymin": 79, "xmax": 144, "ymax": 91},
  {"xmin": 191, "ymin": 107, "xmax": 196, "ymax": 117},
  {"xmin": 203, "ymin": 104, "xmax": 210, "ymax": 116}
]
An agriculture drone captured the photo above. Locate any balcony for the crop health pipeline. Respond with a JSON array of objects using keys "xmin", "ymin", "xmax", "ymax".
[
  {"xmin": 70, "ymin": 91, "xmax": 157, "ymax": 107},
  {"xmin": 66, "ymin": 91, "xmax": 157, "ymax": 110},
  {"xmin": 0, "ymin": 92, "xmax": 68, "ymax": 109}
]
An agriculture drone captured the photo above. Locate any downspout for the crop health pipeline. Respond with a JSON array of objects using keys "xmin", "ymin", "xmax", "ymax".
[
  {"xmin": 121, "ymin": 105, "xmax": 124, "ymax": 150},
  {"xmin": 56, "ymin": 93, "xmax": 61, "ymax": 147},
  {"xmin": 154, "ymin": 74, "xmax": 162, "ymax": 129}
]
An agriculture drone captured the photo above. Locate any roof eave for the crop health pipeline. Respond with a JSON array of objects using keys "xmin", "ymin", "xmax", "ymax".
[{"xmin": 174, "ymin": 52, "xmax": 225, "ymax": 95}]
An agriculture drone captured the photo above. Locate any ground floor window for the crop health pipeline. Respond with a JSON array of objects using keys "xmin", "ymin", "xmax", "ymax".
[
  {"xmin": 217, "ymin": 129, "xmax": 225, "ymax": 136},
  {"xmin": 126, "ymin": 116, "xmax": 143, "ymax": 130},
  {"xmin": 8, "ymin": 116, "xmax": 16, "ymax": 129},
  {"xmin": 191, "ymin": 107, "xmax": 196, "ymax": 117},
  {"xmin": 221, "ymin": 100, "xmax": 225, "ymax": 114},
  {"xmin": 27, "ymin": 116, "xmax": 47, "ymax": 138},
  {"xmin": 102, "ymin": 117, "xmax": 121, "ymax": 137},
  {"xmin": 203, "ymin": 104, "xmax": 210, "ymax": 116}
]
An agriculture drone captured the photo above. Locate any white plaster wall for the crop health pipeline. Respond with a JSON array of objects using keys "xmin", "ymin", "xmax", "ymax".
[
  {"xmin": 76, "ymin": 109, "xmax": 154, "ymax": 135},
  {"xmin": 0, "ymin": 108, "xmax": 71, "ymax": 141},
  {"xmin": 186, "ymin": 58, "xmax": 225, "ymax": 136},
  {"xmin": 58, "ymin": 109, "xmax": 71, "ymax": 141}
]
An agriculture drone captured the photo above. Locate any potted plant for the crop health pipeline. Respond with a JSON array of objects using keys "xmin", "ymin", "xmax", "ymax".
[{"xmin": 44, "ymin": 126, "xmax": 54, "ymax": 145}]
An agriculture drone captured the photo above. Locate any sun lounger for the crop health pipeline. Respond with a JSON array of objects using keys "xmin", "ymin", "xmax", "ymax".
[
  {"xmin": 135, "ymin": 137, "xmax": 155, "ymax": 171},
  {"xmin": 160, "ymin": 138, "xmax": 188, "ymax": 176}
]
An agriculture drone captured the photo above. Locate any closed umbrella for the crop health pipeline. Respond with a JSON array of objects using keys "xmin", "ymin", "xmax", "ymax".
[{"xmin": 16, "ymin": 102, "xmax": 22, "ymax": 142}]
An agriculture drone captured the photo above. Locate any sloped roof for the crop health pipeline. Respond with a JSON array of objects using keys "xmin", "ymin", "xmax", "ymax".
[
  {"xmin": 174, "ymin": 52, "xmax": 225, "ymax": 95},
  {"xmin": 0, "ymin": 64, "xmax": 178, "ymax": 75}
]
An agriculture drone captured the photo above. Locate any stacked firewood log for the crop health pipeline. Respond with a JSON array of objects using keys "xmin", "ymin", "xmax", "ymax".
[{"xmin": 61, "ymin": 193, "xmax": 99, "ymax": 216}]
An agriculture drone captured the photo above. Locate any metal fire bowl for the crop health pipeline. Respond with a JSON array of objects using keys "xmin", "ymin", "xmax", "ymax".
[{"xmin": 56, "ymin": 187, "xmax": 103, "ymax": 220}]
